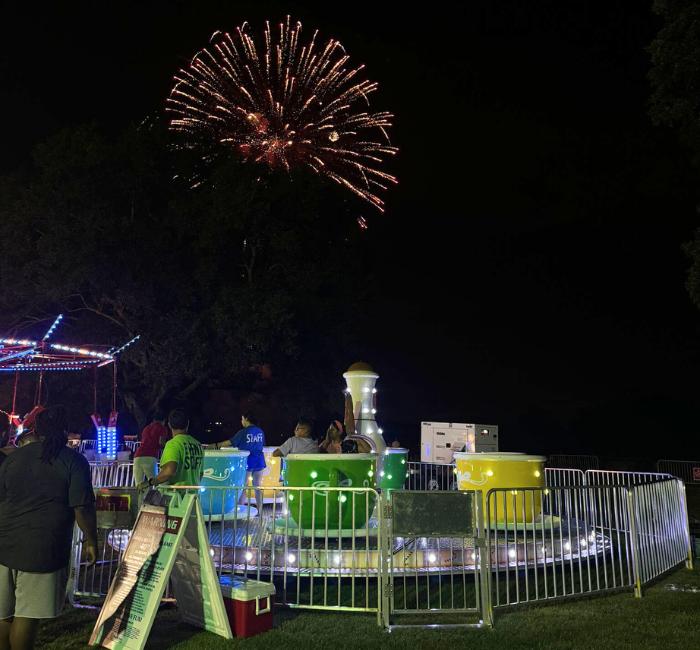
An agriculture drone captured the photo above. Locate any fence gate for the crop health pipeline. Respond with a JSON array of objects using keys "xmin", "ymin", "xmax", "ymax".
[{"xmin": 382, "ymin": 490, "xmax": 489, "ymax": 630}]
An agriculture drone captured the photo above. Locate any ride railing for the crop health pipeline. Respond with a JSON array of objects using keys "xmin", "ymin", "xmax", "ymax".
[
  {"xmin": 486, "ymin": 485, "xmax": 634, "ymax": 611},
  {"xmin": 630, "ymin": 478, "xmax": 694, "ymax": 590},
  {"xmin": 70, "ymin": 476, "xmax": 694, "ymax": 627},
  {"xmin": 656, "ymin": 459, "xmax": 700, "ymax": 485},
  {"xmin": 485, "ymin": 478, "xmax": 692, "ymax": 614},
  {"xmin": 124, "ymin": 440, "xmax": 141, "ymax": 452},
  {"xmin": 89, "ymin": 461, "xmax": 136, "ymax": 488},
  {"xmin": 544, "ymin": 467, "xmax": 585, "ymax": 488},
  {"xmin": 405, "ymin": 461, "xmax": 457, "ymax": 491},
  {"xmin": 73, "ymin": 485, "xmax": 384, "ymax": 622},
  {"xmin": 584, "ymin": 470, "xmax": 673, "ymax": 487},
  {"xmin": 382, "ymin": 489, "xmax": 489, "ymax": 629},
  {"xmin": 79, "ymin": 439, "xmax": 96, "ymax": 453}
]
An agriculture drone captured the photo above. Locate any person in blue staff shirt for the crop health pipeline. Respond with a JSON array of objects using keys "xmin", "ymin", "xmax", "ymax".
[{"xmin": 219, "ymin": 412, "xmax": 266, "ymax": 514}]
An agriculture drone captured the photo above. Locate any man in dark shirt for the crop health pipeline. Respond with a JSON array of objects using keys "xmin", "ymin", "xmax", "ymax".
[{"xmin": 0, "ymin": 406, "xmax": 97, "ymax": 650}]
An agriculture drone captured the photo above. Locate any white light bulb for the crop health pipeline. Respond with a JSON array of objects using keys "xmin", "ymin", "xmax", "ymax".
[
  {"xmin": 428, "ymin": 553, "xmax": 437, "ymax": 563},
  {"xmin": 287, "ymin": 554, "xmax": 296, "ymax": 564},
  {"xmin": 245, "ymin": 551, "xmax": 253, "ymax": 561},
  {"xmin": 508, "ymin": 549, "xmax": 516, "ymax": 559},
  {"xmin": 564, "ymin": 542, "xmax": 571, "ymax": 552},
  {"xmin": 378, "ymin": 428, "xmax": 383, "ymax": 434},
  {"xmin": 372, "ymin": 388, "xmax": 377, "ymax": 394}
]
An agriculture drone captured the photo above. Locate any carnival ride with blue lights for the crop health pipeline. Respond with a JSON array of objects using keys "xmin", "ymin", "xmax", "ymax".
[{"xmin": 0, "ymin": 315, "xmax": 139, "ymax": 459}]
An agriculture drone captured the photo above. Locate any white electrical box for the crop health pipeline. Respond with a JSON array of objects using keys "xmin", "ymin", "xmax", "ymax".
[{"xmin": 421, "ymin": 421, "xmax": 499, "ymax": 464}]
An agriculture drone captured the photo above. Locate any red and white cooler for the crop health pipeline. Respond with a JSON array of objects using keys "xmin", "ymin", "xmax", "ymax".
[{"xmin": 219, "ymin": 576, "xmax": 275, "ymax": 638}]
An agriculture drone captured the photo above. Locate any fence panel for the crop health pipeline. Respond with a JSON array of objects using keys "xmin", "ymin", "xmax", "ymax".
[
  {"xmin": 487, "ymin": 485, "xmax": 635, "ymax": 610},
  {"xmin": 585, "ymin": 470, "xmax": 672, "ymax": 487},
  {"xmin": 631, "ymin": 479, "xmax": 693, "ymax": 588},
  {"xmin": 383, "ymin": 489, "xmax": 488, "ymax": 629},
  {"xmin": 72, "ymin": 485, "xmax": 383, "ymax": 621},
  {"xmin": 545, "ymin": 468, "xmax": 585, "ymax": 488},
  {"xmin": 656, "ymin": 460, "xmax": 700, "ymax": 485},
  {"xmin": 405, "ymin": 462, "xmax": 457, "ymax": 491}
]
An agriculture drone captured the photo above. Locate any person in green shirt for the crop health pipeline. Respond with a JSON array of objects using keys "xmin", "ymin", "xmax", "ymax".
[{"xmin": 137, "ymin": 408, "xmax": 203, "ymax": 489}]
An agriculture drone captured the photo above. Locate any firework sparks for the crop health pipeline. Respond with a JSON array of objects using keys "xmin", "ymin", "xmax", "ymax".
[{"xmin": 167, "ymin": 17, "xmax": 398, "ymax": 211}]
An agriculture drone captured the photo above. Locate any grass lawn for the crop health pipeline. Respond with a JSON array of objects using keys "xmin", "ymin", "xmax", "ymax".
[{"xmin": 39, "ymin": 563, "xmax": 700, "ymax": 649}]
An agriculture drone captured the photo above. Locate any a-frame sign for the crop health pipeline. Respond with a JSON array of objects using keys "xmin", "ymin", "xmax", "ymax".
[{"xmin": 90, "ymin": 489, "xmax": 232, "ymax": 648}]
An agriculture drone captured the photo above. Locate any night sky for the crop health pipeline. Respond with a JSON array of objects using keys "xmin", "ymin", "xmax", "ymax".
[{"xmin": 2, "ymin": 1, "xmax": 699, "ymax": 461}]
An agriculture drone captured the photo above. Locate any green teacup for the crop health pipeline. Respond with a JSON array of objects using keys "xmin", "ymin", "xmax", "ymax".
[
  {"xmin": 284, "ymin": 453, "xmax": 377, "ymax": 530},
  {"xmin": 379, "ymin": 448, "xmax": 408, "ymax": 491}
]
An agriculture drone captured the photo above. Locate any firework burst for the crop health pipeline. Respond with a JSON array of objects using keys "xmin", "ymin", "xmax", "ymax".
[{"xmin": 167, "ymin": 17, "xmax": 398, "ymax": 211}]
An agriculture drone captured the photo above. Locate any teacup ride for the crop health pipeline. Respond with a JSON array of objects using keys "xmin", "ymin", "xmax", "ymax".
[
  {"xmin": 378, "ymin": 447, "xmax": 408, "ymax": 491},
  {"xmin": 200, "ymin": 448, "xmax": 258, "ymax": 520},
  {"xmin": 453, "ymin": 452, "xmax": 547, "ymax": 527},
  {"xmin": 275, "ymin": 453, "xmax": 379, "ymax": 537},
  {"xmin": 452, "ymin": 452, "xmax": 607, "ymax": 568}
]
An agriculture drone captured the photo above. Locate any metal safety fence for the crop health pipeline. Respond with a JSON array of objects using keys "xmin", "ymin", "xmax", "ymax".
[
  {"xmin": 89, "ymin": 462, "xmax": 135, "ymax": 488},
  {"xmin": 544, "ymin": 467, "xmax": 585, "ymax": 488},
  {"xmin": 657, "ymin": 459, "xmax": 700, "ymax": 484},
  {"xmin": 70, "ymin": 471, "xmax": 694, "ymax": 629},
  {"xmin": 382, "ymin": 489, "xmax": 489, "ymax": 629},
  {"xmin": 584, "ymin": 469, "xmax": 672, "ymax": 487},
  {"xmin": 405, "ymin": 461, "xmax": 457, "ymax": 491},
  {"xmin": 485, "ymin": 478, "xmax": 692, "ymax": 614},
  {"xmin": 630, "ymin": 479, "xmax": 693, "ymax": 590},
  {"xmin": 73, "ymin": 485, "xmax": 384, "ymax": 622}
]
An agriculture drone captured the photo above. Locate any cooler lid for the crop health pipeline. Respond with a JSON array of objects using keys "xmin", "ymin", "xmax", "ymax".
[{"xmin": 219, "ymin": 576, "xmax": 276, "ymax": 600}]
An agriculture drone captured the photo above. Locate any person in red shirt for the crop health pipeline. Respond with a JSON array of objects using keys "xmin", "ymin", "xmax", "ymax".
[{"xmin": 133, "ymin": 412, "xmax": 169, "ymax": 483}]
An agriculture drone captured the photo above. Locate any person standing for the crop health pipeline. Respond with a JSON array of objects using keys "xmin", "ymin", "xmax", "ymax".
[
  {"xmin": 138, "ymin": 409, "xmax": 203, "ymax": 489},
  {"xmin": 0, "ymin": 406, "xmax": 97, "ymax": 650},
  {"xmin": 133, "ymin": 412, "xmax": 169, "ymax": 484},
  {"xmin": 220, "ymin": 412, "xmax": 266, "ymax": 514}
]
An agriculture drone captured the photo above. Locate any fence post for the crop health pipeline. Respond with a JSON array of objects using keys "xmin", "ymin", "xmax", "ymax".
[
  {"xmin": 679, "ymin": 482, "xmax": 695, "ymax": 571},
  {"xmin": 475, "ymin": 490, "xmax": 493, "ymax": 627},
  {"xmin": 380, "ymin": 491, "xmax": 391, "ymax": 630},
  {"xmin": 627, "ymin": 488, "xmax": 643, "ymax": 598}
]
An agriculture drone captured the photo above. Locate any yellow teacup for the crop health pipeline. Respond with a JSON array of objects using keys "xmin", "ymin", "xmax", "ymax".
[
  {"xmin": 245, "ymin": 446, "xmax": 283, "ymax": 501},
  {"xmin": 453, "ymin": 452, "xmax": 546, "ymax": 524}
]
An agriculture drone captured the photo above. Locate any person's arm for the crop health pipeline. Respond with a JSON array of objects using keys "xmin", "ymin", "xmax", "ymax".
[
  {"xmin": 71, "ymin": 456, "xmax": 98, "ymax": 565},
  {"xmin": 273, "ymin": 438, "xmax": 291, "ymax": 458},
  {"xmin": 221, "ymin": 429, "xmax": 245, "ymax": 450},
  {"xmin": 74, "ymin": 505, "xmax": 98, "ymax": 566}
]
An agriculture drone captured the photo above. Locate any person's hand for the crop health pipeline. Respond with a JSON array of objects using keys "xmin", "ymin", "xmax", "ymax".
[
  {"xmin": 137, "ymin": 479, "xmax": 150, "ymax": 491},
  {"xmin": 84, "ymin": 541, "xmax": 98, "ymax": 567}
]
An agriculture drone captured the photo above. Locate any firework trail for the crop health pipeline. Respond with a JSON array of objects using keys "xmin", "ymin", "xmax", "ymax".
[{"xmin": 167, "ymin": 17, "xmax": 398, "ymax": 211}]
